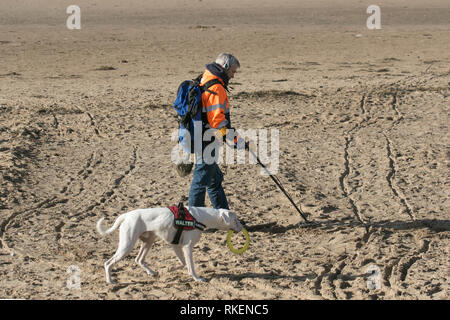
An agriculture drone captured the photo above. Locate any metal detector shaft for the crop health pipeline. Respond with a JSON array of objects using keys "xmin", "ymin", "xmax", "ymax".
[{"xmin": 249, "ymin": 150, "xmax": 309, "ymax": 222}]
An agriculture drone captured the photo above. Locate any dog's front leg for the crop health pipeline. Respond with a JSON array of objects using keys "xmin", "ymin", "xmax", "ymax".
[{"xmin": 182, "ymin": 244, "xmax": 206, "ymax": 282}]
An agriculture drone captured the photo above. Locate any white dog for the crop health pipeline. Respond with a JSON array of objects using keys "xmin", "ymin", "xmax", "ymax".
[{"xmin": 96, "ymin": 206, "xmax": 243, "ymax": 284}]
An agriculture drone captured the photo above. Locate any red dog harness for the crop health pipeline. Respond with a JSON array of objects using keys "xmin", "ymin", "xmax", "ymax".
[{"xmin": 168, "ymin": 203, "xmax": 206, "ymax": 244}]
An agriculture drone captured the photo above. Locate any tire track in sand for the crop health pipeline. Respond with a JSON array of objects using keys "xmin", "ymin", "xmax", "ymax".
[
  {"xmin": 333, "ymin": 92, "xmax": 390, "ymax": 299},
  {"xmin": 339, "ymin": 136, "xmax": 366, "ymax": 225},
  {"xmin": 390, "ymin": 93, "xmax": 404, "ymax": 125},
  {"xmin": 384, "ymin": 135, "xmax": 415, "ymax": 221},
  {"xmin": 383, "ymin": 90, "xmax": 416, "ymax": 221},
  {"xmin": 339, "ymin": 94, "xmax": 368, "ymax": 227}
]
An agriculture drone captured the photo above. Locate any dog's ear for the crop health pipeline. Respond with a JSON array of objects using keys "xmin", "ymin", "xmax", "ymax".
[
  {"xmin": 219, "ymin": 209, "xmax": 231, "ymax": 225},
  {"xmin": 227, "ymin": 210, "xmax": 236, "ymax": 219}
]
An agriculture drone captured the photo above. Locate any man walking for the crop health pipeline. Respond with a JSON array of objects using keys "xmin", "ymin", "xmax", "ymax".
[{"xmin": 188, "ymin": 53, "xmax": 241, "ymax": 210}]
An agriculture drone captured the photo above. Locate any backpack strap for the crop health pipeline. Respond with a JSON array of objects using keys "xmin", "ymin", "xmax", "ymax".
[
  {"xmin": 201, "ymin": 79, "xmax": 223, "ymax": 95},
  {"xmin": 195, "ymin": 73, "xmax": 229, "ymax": 94}
]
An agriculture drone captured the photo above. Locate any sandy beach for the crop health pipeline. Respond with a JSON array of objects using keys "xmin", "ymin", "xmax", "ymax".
[{"xmin": 0, "ymin": 0, "xmax": 449, "ymax": 299}]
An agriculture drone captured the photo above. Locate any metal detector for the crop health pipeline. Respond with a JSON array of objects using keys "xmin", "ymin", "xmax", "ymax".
[{"xmin": 248, "ymin": 149, "xmax": 317, "ymax": 227}]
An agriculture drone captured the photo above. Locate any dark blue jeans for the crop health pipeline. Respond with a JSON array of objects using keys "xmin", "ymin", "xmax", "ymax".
[{"xmin": 188, "ymin": 161, "xmax": 229, "ymax": 210}]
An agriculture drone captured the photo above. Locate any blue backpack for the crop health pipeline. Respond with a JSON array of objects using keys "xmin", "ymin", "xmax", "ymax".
[{"xmin": 173, "ymin": 74, "xmax": 222, "ymax": 154}]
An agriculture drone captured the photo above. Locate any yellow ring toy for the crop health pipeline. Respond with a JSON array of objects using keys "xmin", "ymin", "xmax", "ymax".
[{"xmin": 227, "ymin": 228, "xmax": 250, "ymax": 254}]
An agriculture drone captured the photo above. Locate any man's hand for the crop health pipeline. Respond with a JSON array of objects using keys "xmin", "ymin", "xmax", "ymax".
[{"xmin": 214, "ymin": 127, "xmax": 227, "ymax": 142}]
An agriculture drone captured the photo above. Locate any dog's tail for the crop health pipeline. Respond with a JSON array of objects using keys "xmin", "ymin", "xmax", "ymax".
[{"xmin": 96, "ymin": 214, "xmax": 126, "ymax": 236}]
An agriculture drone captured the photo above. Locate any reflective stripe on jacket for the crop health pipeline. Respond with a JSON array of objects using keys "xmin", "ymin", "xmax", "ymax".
[{"xmin": 200, "ymin": 69, "xmax": 230, "ymax": 130}]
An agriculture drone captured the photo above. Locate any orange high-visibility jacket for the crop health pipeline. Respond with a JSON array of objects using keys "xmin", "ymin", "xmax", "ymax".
[{"xmin": 200, "ymin": 69, "xmax": 230, "ymax": 131}]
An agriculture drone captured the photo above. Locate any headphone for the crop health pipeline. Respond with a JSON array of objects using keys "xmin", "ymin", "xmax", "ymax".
[{"xmin": 224, "ymin": 55, "xmax": 232, "ymax": 70}]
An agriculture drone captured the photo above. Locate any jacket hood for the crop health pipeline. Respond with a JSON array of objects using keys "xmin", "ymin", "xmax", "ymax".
[{"xmin": 205, "ymin": 62, "xmax": 230, "ymax": 88}]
